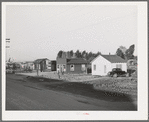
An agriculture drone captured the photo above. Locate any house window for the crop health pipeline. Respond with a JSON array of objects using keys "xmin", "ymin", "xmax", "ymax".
[
  {"xmin": 70, "ymin": 64, "xmax": 74, "ymax": 71},
  {"xmin": 81, "ymin": 64, "xmax": 86, "ymax": 71},
  {"xmin": 94, "ymin": 65, "xmax": 96, "ymax": 71},
  {"xmin": 104, "ymin": 65, "xmax": 106, "ymax": 73},
  {"xmin": 116, "ymin": 64, "xmax": 122, "ymax": 69}
]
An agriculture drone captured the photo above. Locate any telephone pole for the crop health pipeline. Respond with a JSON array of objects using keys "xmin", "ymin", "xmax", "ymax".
[{"xmin": 6, "ymin": 38, "xmax": 10, "ymax": 62}]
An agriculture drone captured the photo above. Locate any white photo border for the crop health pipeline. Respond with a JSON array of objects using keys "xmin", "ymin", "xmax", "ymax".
[{"xmin": 2, "ymin": 1, "xmax": 148, "ymax": 120}]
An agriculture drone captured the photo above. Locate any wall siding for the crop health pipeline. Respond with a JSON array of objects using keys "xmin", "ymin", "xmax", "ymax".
[
  {"xmin": 92, "ymin": 55, "xmax": 111, "ymax": 76},
  {"xmin": 56, "ymin": 58, "xmax": 67, "ymax": 72},
  {"xmin": 57, "ymin": 58, "xmax": 67, "ymax": 64},
  {"xmin": 66, "ymin": 64, "xmax": 87, "ymax": 74}
]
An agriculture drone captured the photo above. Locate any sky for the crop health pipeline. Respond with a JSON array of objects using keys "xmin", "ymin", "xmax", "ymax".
[{"xmin": 6, "ymin": 4, "xmax": 138, "ymax": 62}]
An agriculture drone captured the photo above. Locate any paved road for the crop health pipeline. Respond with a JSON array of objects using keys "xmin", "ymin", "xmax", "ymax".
[{"xmin": 6, "ymin": 74, "xmax": 137, "ymax": 110}]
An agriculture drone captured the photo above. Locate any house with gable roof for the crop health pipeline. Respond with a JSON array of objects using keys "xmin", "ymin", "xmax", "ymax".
[
  {"xmin": 91, "ymin": 54, "xmax": 127, "ymax": 76},
  {"xmin": 57, "ymin": 52, "xmax": 88, "ymax": 74},
  {"xmin": 34, "ymin": 58, "xmax": 56, "ymax": 72}
]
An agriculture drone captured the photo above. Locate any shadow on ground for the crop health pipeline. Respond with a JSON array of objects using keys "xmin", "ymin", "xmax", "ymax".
[{"xmin": 25, "ymin": 76, "xmax": 135, "ymax": 103}]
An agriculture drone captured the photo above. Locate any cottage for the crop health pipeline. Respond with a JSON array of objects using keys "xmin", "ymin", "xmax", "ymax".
[
  {"xmin": 34, "ymin": 58, "xmax": 49, "ymax": 72},
  {"xmin": 34, "ymin": 58, "xmax": 57, "ymax": 72},
  {"xmin": 91, "ymin": 55, "xmax": 127, "ymax": 76},
  {"xmin": 24, "ymin": 61, "xmax": 35, "ymax": 70},
  {"xmin": 57, "ymin": 57, "xmax": 88, "ymax": 74}
]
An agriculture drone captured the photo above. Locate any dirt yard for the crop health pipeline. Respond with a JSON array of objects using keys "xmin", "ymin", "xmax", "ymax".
[
  {"xmin": 41, "ymin": 72, "xmax": 103, "ymax": 82},
  {"xmin": 39, "ymin": 72, "xmax": 137, "ymax": 99},
  {"xmin": 17, "ymin": 71, "xmax": 137, "ymax": 99}
]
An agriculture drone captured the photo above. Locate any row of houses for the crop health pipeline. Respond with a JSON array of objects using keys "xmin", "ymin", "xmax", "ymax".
[
  {"xmin": 56, "ymin": 53, "xmax": 137, "ymax": 75},
  {"xmin": 7, "ymin": 59, "xmax": 56, "ymax": 72},
  {"xmin": 56, "ymin": 54, "xmax": 127, "ymax": 75},
  {"xmin": 9, "ymin": 53, "xmax": 137, "ymax": 75}
]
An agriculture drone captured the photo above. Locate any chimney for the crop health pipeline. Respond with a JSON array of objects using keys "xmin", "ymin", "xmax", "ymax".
[{"xmin": 109, "ymin": 52, "xmax": 111, "ymax": 55}]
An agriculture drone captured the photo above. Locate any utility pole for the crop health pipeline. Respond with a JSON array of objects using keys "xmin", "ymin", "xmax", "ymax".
[{"xmin": 6, "ymin": 38, "xmax": 10, "ymax": 62}]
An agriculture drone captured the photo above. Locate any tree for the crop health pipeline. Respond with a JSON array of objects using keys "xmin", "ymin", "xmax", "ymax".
[
  {"xmin": 82, "ymin": 50, "xmax": 86, "ymax": 58},
  {"xmin": 8, "ymin": 58, "xmax": 11, "ymax": 62},
  {"xmin": 119, "ymin": 46, "xmax": 127, "ymax": 54},
  {"xmin": 72, "ymin": 53, "xmax": 76, "ymax": 58},
  {"xmin": 95, "ymin": 51, "xmax": 101, "ymax": 57},
  {"xmin": 66, "ymin": 51, "xmax": 71, "ymax": 58},
  {"xmin": 75, "ymin": 50, "xmax": 82, "ymax": 58},
  {"xmin": 57, "ymin": 50, "xmax": 102, "ymax": 60},
  {"xmin": 86, "ymin": 52, "xmax": 93, "ymax": 60},
  {"xmin": 57, "ymin": 50, "xmax": 63, "ymax": 58},
  {"xmin": 125, "ymin": 44, "xmax": 135, "ymax": 60},
  {"xmin": 116, "ymin": 48, "xmax": 125, "ymax": 59},
  {"xmin": 62, "ymin": 51, "xmax": 66, "ymax": 58},
  {"xmin": 70, "ymin": 50, "xmax": 74, "ymax": 57},
  {"xmin": 85, "ymin": 52, "xmax": 88, "ymax": 60},
  {"xmin": 134, "ymin": 56, "xmax": 137, "ymax": 60}
]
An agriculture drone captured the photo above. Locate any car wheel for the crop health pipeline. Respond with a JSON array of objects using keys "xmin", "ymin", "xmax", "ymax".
[{"xmin": 113, "ymin": 73, "xmax": 117, "ymax": 78}]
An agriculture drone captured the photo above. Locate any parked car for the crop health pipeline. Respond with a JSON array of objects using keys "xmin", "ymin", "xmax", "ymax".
[{"xmin": 107, "ymin": 68, "xmax": 129, "ymax": 77}]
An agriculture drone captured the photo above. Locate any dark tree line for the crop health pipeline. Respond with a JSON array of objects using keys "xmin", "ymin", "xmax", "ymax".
[
  {"xmin": 57, "ymin": 50, "xmax": 101, "ymax": 61},
  {"xmin": 57, "ymin": 44, "xmax": 135, "ymax": 61},
  {"xmin": 116, "ymin": 44, "xmax": 135, "ymax": 60}
]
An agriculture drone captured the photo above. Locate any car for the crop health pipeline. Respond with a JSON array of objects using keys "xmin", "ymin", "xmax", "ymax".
[{"xmin": 107, "ymin": 68, "xmax": 129, "ymax": 77}]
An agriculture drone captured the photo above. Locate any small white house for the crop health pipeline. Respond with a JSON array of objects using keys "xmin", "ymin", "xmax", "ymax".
[{"xmin": 91, "ymin": 55, "xmax": 127, "ymax": 76}]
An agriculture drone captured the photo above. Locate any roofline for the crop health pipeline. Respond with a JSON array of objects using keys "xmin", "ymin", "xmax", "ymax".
[
  {"xmin": 90, "ymin": 55, "xmax": 109, "ymax": 63},
  {"xmin": 25, "ymin": 61, "xmax": 34, "ymax": 63},
  {"xmin": 111, "ymin": 62, "xmax": 127, "ymax": 63},
  {"xmin": 67, "ymin": 62, "xmax": 88, "ymax": 64},
  {"xmin": 90, "ymin": 55, "xmax": 100, "ymax": 63},
  {"xmin": 34, "ymin": 58, "xmax": 50, "ymax": 61},
  {"xmin": 91, "ymin": 55, "xmax": 127, "ymax": 63}
]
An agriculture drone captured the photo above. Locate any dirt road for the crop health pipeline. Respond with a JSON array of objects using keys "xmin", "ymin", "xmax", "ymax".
[{"xmin": 6, "ymin": 74, "xmax": 137, "ymax": 110}]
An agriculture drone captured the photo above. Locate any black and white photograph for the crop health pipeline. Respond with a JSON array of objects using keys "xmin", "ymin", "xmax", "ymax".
[{"xmin": 2, "ymin": 1, "xmax": 148, "ymax": 121}]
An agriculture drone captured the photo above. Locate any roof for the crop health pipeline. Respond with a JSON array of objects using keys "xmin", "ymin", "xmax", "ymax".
[
  {"xmin": 25, "ymin": 61, "xmax": 34, "ymax": 63},
  {"xmin": 91, "ymin": 55, "xmax": 127, "ymax": 63},
  {"xmin": 88, "ymin": 56, "xmax": 96, "ymax": 63},
  {"xmin": 34, "ymin": 58, "xmax": 49, "ymax": 63},
  {"xmin": 102, "ymin": 55, "xmax": 127, "ymax": 63},
  {"xmin": 67, "ymin": 58, "xmax": 88, "ymax": 64}
]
